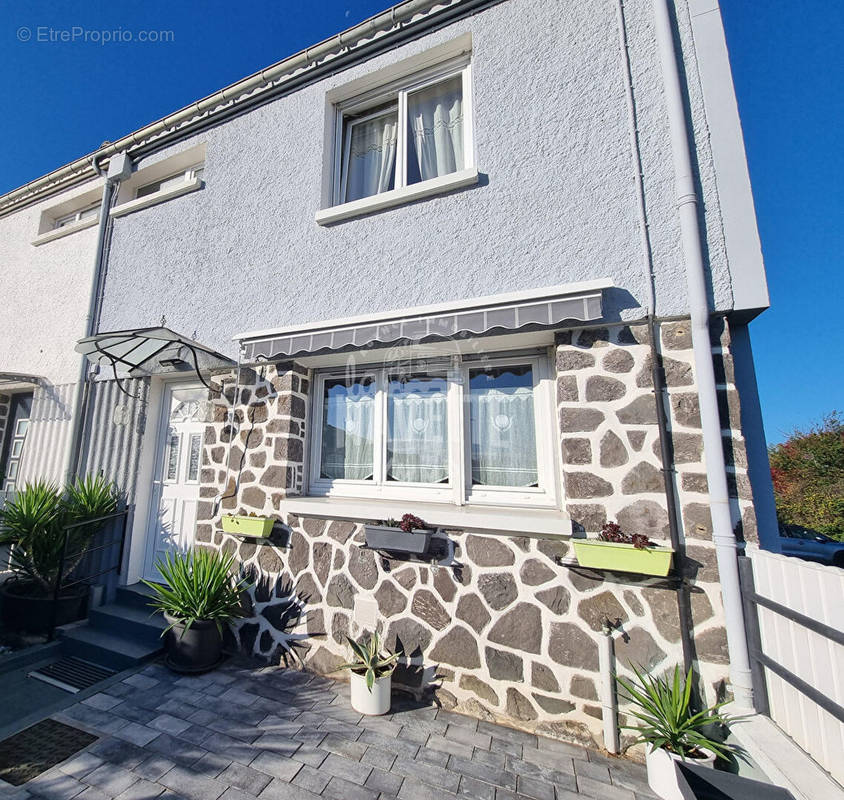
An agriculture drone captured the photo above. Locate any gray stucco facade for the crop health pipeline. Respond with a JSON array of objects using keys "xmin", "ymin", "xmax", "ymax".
[{"xmin": 96, "ymin": 0, "xmax": 767, "ymax": 358}]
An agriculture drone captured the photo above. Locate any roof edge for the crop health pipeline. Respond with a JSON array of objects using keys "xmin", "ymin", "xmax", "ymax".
[{"xmin": 0, "ymin": 0, "xmax": 479, "ymax": 217}]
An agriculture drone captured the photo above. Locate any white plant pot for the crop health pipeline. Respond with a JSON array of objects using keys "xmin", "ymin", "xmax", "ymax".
[
  {"xmin": 349, "ymin": 672, "xmax": 392, "ymax": 716},
  {"xmin": 646, "ymin": 745, "xmax": 716, "ymax": 800}
]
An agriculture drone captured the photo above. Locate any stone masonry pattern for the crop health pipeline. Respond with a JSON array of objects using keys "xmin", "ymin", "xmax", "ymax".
[{"xmin": 190, "ymin": 319, "xmax": 753, "ymax": 749}]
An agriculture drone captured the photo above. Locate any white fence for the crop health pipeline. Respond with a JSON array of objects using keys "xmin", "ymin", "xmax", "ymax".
[{"xmin": 747, "ymin": 548, "xmax": 844, "ymax": 785}]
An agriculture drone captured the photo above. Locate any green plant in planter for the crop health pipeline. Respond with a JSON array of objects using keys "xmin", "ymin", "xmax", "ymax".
[
  {"xmin": 142, "ymin": 548, "xmax": 251, "ymax": 636},
  {"xmin": 616, "ymin": 663, "xmax": 737, "ymax": 760},
  {"xmin": 340, "ymin": 631, "xmax": 400, "ymax": 690},
  {"xmin": 0, "ymin": 476, "xmax": 119, "ymax": 595}
]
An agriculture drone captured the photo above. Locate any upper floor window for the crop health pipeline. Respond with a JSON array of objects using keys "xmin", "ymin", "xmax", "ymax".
[
  {"xmin": 325, "ymin": 57, "xmax": 474, "ymax": 216},
  {"xmin": 53, "ymin": 203, "xmax": 98, "ymax": 230},
  {"xmin": 309, "ymin": 353, "xmax": 558, "ymax": 509},
  {"xmin": 135, "ymin": 164, "xmax": 204, "ymax": 200}
]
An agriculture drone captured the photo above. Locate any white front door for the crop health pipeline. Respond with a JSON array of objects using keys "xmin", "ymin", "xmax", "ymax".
[{"xmin": 143, "ymin": 383, "xmax": 208, "ymax": 582}]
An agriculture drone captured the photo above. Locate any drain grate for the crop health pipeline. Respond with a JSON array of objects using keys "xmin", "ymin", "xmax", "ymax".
[
  {"xmin": 28, "ymin": 658, "xmax": 116, "ymax": 693},
  {"xmin": 0, "ymin": 718, "xmax": 97, "ymax": 785}
]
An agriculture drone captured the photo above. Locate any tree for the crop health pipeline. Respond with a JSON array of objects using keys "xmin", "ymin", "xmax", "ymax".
[{"xmin": 769, "ymin": 412, "xmax": 844, "ymax": 540}]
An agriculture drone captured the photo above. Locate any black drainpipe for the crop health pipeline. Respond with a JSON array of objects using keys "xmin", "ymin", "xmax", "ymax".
[{"xmin": 649, "ymin": 313, "xmax": 695, "ymax": 676}]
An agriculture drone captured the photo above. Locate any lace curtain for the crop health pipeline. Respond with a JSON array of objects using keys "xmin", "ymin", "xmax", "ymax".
[
  {"xmin": 345, "ymin": 112, "xmax": 397, "ymax": 202},
  {"xmin": 387, "ymin": 378, "xmax": 449, "ymax": 483},
  {"xmin": 407, "ymin": 75, "xmax": 464, "ymax": 184},
  {"xmin": 320, "ymin": 380, "xmax": 375, "ymax": 480}
]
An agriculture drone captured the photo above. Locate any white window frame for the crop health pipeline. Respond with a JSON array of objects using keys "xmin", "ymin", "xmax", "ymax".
[
  {"xmin": 53, "ymin": 203, "xmax": 99, "ymax": 230},
  {"xmin": 329, "ymin": 55, "xmax": 475, "ymax": 209},
  {"xmin": 307, "ymin": 352, "xmax": 559, "ymax": 510},
  {"xmin": 135, "ymin": 164, "xmax": 204, "ymax": 200}
]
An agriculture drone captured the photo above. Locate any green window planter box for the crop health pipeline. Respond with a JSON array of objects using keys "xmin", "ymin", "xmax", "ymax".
[
  {"xmin": 221, "ymin": 515, "xmax": 275, "ymax": 538},
  {"xmin": 572, "ymin": 539, "xmax": 674, "ymax": 577}
]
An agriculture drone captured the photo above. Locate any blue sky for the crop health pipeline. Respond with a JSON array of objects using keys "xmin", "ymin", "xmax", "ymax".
[{"xmin": 1, "ymin": 1, "xmax": 839, "ymax": 445}]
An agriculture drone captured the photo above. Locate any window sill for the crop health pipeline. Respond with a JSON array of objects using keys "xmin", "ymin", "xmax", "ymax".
[
  {"xmin": 315, "ymin": 167, "xmax": 479, "ymax": 226},
  {"xmin": 110, "ymin": 177, "xmax": 202, "ymax": 218},
  {"xmin": 280, "ymin": 496, "xmax": 571, "ymax": 538},
  {"xmin": 31, "ymin": 215, "xmax": 99, "ymax": 246}
]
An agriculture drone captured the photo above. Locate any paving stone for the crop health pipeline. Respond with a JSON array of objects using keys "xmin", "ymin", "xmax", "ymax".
[
  {"xmin": 249, "ymin": 750, "xmax": 303, "ymax": 782},
  {"xmin": 398, "ymin": 781, "xmax": 458, "ymax": 800},
  {"xmin": 259, "ymin": 777, "xmax": 320, "ymax": 799},
  {"xmin": 159, "ymin": 764, "xmax": 226, "ymax": 800},
  {"xmin": 76, "ymin": 786, "xmax": 111, "ymax": 800},
  {"xmin": 251, "ymin": 732, "xmax": 304, "ymax": 757},
  {"xmin": 515, "ymin": 774, "xmax": 555, "ymax": 800},
  {"xmin": 26, "ymin": 769, "xmax": 88, "ymax": 800},
  {"xmin": 426, "ymin": 735, "xmax": 474, "ymax": 760},
  {"xmin": 365, "ymin": 767, "xmax": 404, "ymax": 795},
  {"xmin": 218, "ymin": 788, "xmax": 259, "ymax": 800},
  {"xmin": 145, "ymin": 733, "xmax": 208, "ymax": 767},
  {"xmin": 288, "ymin": 744, "xmax": 328, "ymax": 768},
  {"xmin": 123, "ymin": 675, "xmax": 160, "ymax": 691},
  {"xmin": 322, "ymin": 775, "xmax": 379, "ymax": 800},
  {"xmin": 576, "ymin": 775, "xmax": 635, "ymax": 799},
  {"xmin": 191, "ymin": 751, "xmax": 232, "ymax": 778},
  {"xmin": 458, "ymin": 774, "xmax": 496, "ymax": 800},
  {"xmin": 317, "ymin": 752, "xmax": 372, "ymax": 785},
  {"xmin": 319, "ymin": 732, "xmax": 368, "ymax": 759},
  {"xmin": 445, "ymin": 725, "xmax": 492, "ymax": 751},
  {"xmin": 291, "ymin": 763, "xmax": 331, "ymax": 793},
  {"xmin": 574, "ymin": 759, "xmax": 611, "ymax": 783},
  {"xmin": 392, "ymin": 755, "xmax": 461, "ymax": 792},
  {"xmin": 111, "ymin": 704, "xmax": 158, "ymax": 726},
  {"xmin": 58, "ymin": 752, "xmax": 105, "ymax": 780},
  {"xmin": 114, "ymin": 778, "xmax": 166, "ymax": 800},
  {"xmin": 82, "ymin": 762, "xmax": 140, "ymax": 795},
  {"xmin": 446, "ymin": 754, "xmax": 516, "ymax": 791},
  {"xmin": 113, "ymin": 723, "xmax": 160, "ymax": 748},
  {"xmin": 216, "ymin": 762, "xmax": 272, "ymax": 795},
  {"xmin": 132, "ymin": 755, "xmax": 177, "ymax": 782},
  {"xmin": 82, "ymin": 693, "xmax": 123, "ymax": 711},
  {"xmin": 359, "ymin": 729, "xmax": 420, "ymax": 758},
  {"xmin": 359, "ymin": 746, "xmax": 397, "ymax": 771}
]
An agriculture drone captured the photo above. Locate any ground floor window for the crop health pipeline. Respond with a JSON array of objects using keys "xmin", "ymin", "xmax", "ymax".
[{"xmin": 309, "ymin": 354, "xmax": 558, "ymax": 508}]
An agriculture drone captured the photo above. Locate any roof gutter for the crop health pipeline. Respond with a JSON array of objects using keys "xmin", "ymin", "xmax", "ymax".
[
  {"xmin": 0, "ymin": 0, "xmax": 497, "ymax": 217},
  {"xmin": 653, "ymin": 0, "xmax": 753, "ymax": 708}
]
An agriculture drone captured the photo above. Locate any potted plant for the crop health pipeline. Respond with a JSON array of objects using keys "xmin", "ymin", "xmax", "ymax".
[
  {"xmin": 0, "ymin": 477, "xmax": 118, "ymax": 634},
  {"xmin": 364, "ymin": 514, "xmax": 433, "ymax": 555},
  {"xmin": 341, "ymin": 631, "xmax": 400, "ymax": 716},
  {"xmin": 221, "ymin": 512, "xmax": 274, "ymax": 538},
  {"xmin": 143, "ymin": 548, "xmax": 250, "ymax": 673},
  {"xmin": 572, "ymin": 522, "xmax": 674, "ymax": 576},
  {"xmin": 617, "ymin": 663, "xmax": 737, "ymax": 800}
]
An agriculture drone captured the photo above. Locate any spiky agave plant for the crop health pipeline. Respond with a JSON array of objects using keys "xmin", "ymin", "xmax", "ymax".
[
  {"xmin": 143, "ymin": 548, "xmax": 251, "ymax": 637},
  {"xmin": 341, "ymin": 631, "xmax": 400, "ymax": 691},
  {"xmin": 616, "ymin": 663, "xmax": 738, "ymax": 761},
  {"xmin": 0, "ymin": 476, "xmax": 118, "ymax": 594}
]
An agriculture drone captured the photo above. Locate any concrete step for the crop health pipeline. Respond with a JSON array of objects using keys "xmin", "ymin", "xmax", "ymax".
[
  {"xmin": 114, "ymin": 582, "xmax": 160, "ymax": 612},
  {"xmin": 88, "ymin": 603, "xmax": 167, "ymax": 649},
  {"xmin": 58, "ymin": 621, "xmax": 162, "ymax": 671}
]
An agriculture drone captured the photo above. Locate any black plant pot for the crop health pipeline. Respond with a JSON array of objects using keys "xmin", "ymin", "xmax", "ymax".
[
  {"xmin": 163, "ymin": 613, "xmax": 224, "ymax": 673},
  {"xmin": 0, "ymin": 578, "xmax": 88, "ymax": 634},
  {"xmin": 364, "ymin": 524, "xmax": 433, "ymax": 555}
]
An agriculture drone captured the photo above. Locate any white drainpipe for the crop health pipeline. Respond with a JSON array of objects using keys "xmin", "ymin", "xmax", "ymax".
[
  {"xmin": 599, "ymin": 628, "xmax": 619, "ymax": 754},
  {"xmin": 652, "ymin": 0, "xmax": 753, "ymax": 709}
]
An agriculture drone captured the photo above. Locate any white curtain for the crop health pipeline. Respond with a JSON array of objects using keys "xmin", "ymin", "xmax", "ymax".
[
  {"xmin": 388, "ymin": 389, "xmax": 448, "ymax": 483},
  {"xmin": 470, "ymin": 388, "xmax": 538, "ymax": 487},
  {"xmin": 345, "ymin": 112, "xmax": 397, "ymax": 202},
  {"xmin": 320, "ymin": 383, "xmax": 374, "ymax": 480},
  {"xmin": 407, "ymin": 75, "xmax": 464, "ymax": 184}
]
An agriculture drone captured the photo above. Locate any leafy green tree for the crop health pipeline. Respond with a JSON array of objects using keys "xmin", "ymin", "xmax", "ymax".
[{"xmin": 769, "ymin": 412, "xmax": 844, "ymax": 540}]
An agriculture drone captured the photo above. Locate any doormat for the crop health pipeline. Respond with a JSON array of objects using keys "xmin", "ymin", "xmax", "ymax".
[
  {"xmin": 0, "ymin": 718, "xmax": 97, "ymax": 785},
  {"xmin": 29, "ymin": 658, "xmax": 115, "ymax": 693}
]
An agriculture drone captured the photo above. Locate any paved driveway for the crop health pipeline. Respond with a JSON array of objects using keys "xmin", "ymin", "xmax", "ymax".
[{"xmin": 8, "ymin": 658, "xmax": 656, "ymax": 800}]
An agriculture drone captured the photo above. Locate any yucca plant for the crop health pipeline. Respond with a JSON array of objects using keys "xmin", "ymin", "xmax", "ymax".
[
  {"xmin": 616, "ymin": 663, "xmax": 737, "ymax": 760},
  {"xmin": 142, "ymin": 548, "xmax": 250, "ymax": 637},
  {"xmin": 341, "ymin": 631, "xmax": 400, "ymax": 691},
  {"xmin": 0, "ymin": 476, "xmax": 118, "ymax": 594}
]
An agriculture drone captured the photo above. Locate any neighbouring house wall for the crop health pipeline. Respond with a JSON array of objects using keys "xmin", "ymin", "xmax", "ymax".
[
  {"xmin": 97, "ymin": 0, "xmax": 765, "ymax": 360},
  {"xmin": 190, "ymin": 317, "xmax": 753, "ymax": 746}
]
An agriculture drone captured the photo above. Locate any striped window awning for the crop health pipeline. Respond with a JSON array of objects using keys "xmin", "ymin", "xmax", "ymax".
[{"xmin": 238, "ymin": 279, "xmax": 613, "ymax": 361}]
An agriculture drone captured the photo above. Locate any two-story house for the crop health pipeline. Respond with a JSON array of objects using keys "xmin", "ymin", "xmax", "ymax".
[{"xmin": 0, "ymin": 0, "xmax": 778, "ymax": 747}]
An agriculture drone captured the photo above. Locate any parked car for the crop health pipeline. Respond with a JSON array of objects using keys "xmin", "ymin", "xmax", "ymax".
[{"xmin": 779, "ymin": 524, "xmax": 844, "ymax": 567}]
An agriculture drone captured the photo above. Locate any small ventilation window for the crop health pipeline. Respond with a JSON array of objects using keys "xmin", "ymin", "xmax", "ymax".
[
  {"xmin": 53, "ymin": 203, "xmax": 99, "ymax": 230},
  {"xmin": 135, "ymin": 164, "xmax": 204, "ymax": 200}
]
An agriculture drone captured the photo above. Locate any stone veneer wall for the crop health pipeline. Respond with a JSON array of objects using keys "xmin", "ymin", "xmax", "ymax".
[
  {"xmin": 0, "ymin": 394, "xmax": 9, "ymax": 466},
  {"xmin": 193, "ymin": 318, "xmax": 754, "ymax": 748}
]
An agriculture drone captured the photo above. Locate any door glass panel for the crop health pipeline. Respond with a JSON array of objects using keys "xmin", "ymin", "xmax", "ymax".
[
  {"xmin": 387, "ymin": 373, "xmax": 449, "ymax": 483},
  {"xmin": 320, "ymin": 376, "xmax": 376, "ymax": 480},
  {"xmin": 14, "ymin": 419, "xmax": 28, "ymax": 437},
  {"xmin": 469, "ymin": 365, "xmax": 538, "ymax": 487},
  {"xmin": 165, "ymin": 430, "xmax": 180, "ymax": 481},
  {"xmin": 10, "ymin": 440, "xmax": 22, "ymax": 458},
  {"xmin": 187, "ymin": 433, "xmax": 202, "ymax": 482}
]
